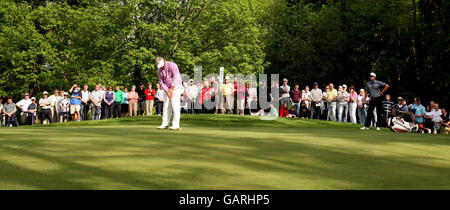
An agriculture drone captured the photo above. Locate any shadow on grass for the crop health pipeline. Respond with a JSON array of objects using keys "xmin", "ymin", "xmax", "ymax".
[{"xmin": 0, "ymin": 123, "xmax": 449, "ymax": 189}]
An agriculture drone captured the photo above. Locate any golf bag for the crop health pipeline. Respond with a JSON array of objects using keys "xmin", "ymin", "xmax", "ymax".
[{"xmin": 388, "ymin": 116, "xmax": 432, "ymax": 133}]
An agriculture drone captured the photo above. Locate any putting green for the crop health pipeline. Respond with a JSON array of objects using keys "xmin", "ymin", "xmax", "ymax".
[{"xmin": 0, "ymin": 115, "xmax": 449, "ymax": 190}]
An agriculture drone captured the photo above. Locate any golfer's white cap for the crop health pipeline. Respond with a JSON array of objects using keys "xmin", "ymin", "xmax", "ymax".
[{"xmin": 370, "ymin": 72, "xmax": 376, "ymax": 77}]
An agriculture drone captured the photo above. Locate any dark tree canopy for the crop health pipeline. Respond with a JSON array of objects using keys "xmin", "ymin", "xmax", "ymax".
[{"xmin": 0, "ymin": 0, "xmax": 449, "ymax": 107}]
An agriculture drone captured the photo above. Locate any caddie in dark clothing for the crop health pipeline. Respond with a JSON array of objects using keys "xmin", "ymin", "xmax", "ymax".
[{"xmin": 361, "ymin": 72, "xmax": 390, "ymax": 131}]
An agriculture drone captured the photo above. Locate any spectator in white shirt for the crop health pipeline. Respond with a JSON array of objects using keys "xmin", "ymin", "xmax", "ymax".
[
  {"xmin": 81, "ymin": 84, "xmax": 90, "ymax": 121},
  {"xmin": 310, "ymin": 82, "xmax": 322, "ymax": 119},
  {"xmin": 16, "ymin": 93, "xmax": 32, "ymax": 125},
  {"xmin": 302, "ymin": 86, "xmax": 312, "ymax": 112},
  {"xmin": 357, "ymin": 89, "xmax": 367, "ymax": 125},
  {"xmin": 431, "ymin": 104, "xmax": 442, "ymax": 133},
  {"xmin": 39, "ymin": 91, "xmax": 52, "ymax": 124},
  {"xmin": 90, "ymin": 85, "xmax": 103, "ymax": 120},
  {"xmin": 155, "ymin": 84, "xmax": 165, "ymax": 115},
  {"xmin": 187, "ymin": 79, "xmax": 199, "ymax": 114},
  {"xmin": 48, "ymin": 89, "xmax": 61, "ymax": 123},
  {"xmin": 280, "ymin": 78, "xmax": 290, "ymax": 106}
]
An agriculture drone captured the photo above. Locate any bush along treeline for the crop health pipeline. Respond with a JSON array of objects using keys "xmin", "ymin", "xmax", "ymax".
[{"xmin": 0, "ymin": 0, "xmax": 449, "ymax": 106}]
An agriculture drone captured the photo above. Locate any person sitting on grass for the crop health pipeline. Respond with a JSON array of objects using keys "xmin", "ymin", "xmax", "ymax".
[
  {"xmin": 288, "ymin": 105, "xmax": 298, "ymax": 118},
  {"xmin": 27, "ymin": 97, "xmax": 38, "ymax": 125},
  {"xmin": 253, "ymin": 104, "xmax": 278, "ymax": 117},
  {"xmin": 279, "ymin": 101, "xmax": 289, "ymax": 117},
  {"xmin": 249, "ymin": 96, "xmax": 259, "ymax": 115},
  {"xmin": 440, "ymin": 108, "xmax": 449, "ymax": 135},
  {"xmin": 299, "ymin": 104, "xmax": 309, "ymax": 119},
  {"xmin": 60, "ymin": 92, "xmax": 70, "ymax": 123}
]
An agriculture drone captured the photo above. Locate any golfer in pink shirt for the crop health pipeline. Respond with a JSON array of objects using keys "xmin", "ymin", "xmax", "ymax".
[{"xmin": 156, "ymin": 57, "xmax": 183, "ymax": 130}]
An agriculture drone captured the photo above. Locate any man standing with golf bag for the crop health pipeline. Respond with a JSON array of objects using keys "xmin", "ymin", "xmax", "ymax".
[
  {"xmin": 361, "ymin": 72, "xmax": 390, "ymax": 131},
  {"xmin": 156, "ymin": 57, "xmax": 183, "ymax": 131}
]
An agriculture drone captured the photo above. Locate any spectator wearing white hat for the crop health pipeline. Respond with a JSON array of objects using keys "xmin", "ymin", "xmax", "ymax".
[
  {"xmin": 27, "ymin": 97, "xmax": 38, "ymax": 125},
  {"xmin": 361, "ymin": 72, "xmax": 390, "ymax": 130},
  {"xmin": 60, "ymin": 92, "xmax": 70, "ymax": 122},
  {"xmin": 39, "ymin": 91, "xmax": 53, "ymax": 124},
  {"xmin": 16, "ymin": 93, "xmax": 32, "ymax": 125}
]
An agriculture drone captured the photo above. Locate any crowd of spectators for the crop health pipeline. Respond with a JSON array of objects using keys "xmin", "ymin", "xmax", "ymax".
[{"xmin": 1, "ymin": 76, "xmax": 448, "ymax": 135}]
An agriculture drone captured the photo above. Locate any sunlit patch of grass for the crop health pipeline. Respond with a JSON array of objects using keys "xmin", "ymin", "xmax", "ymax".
[{"xmin": 0, "ymin": 115, "xmax": 449, "ymax": 189}]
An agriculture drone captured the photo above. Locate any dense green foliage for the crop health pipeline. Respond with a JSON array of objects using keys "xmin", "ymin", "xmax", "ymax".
[
  {"xmin": 264, "ymin": 0, "xmax": 449, "ymax": 105},
  {"xmin": 0, "ymin": 0, "xmax": 449, "ymax": 106},
  {"xmin": 0, "ymin": 0, "xmax": 267, "ymax": 99},
  {"xmin": 1, "ymin": 115, "xmax": 449, "ymax": 189}
]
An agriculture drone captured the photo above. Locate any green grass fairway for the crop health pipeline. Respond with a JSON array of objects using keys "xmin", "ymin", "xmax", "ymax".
[{"xmin": 0, "ymin": 115, "xmax": 449, "ymax": 190}]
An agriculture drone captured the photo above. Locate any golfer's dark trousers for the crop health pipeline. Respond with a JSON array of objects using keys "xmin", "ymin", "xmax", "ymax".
[
  {"xmin": 364, "ymin": 96, "xmax": 383, "ymax": 128},
  {"xmin": 81, "ymin": 102, "xmax": 90, "ymax": 121},
  {"xmin": 113, "ymin": 102, "xmax": 121, "ymax": 118},
  {"xmin": 41, "ymin": 109, "xmax": 53, "ymax": 123},
  {"xmin": 310, "ymin": 101, "xmax": 321, "ymax": 119}
]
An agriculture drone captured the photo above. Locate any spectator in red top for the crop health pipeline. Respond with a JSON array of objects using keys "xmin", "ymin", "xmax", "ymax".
[
  {"xmin": 236, "ymin": 79, "xmax": 247, "ymax": 115},
  {"xmin": 201, "ymin": 81, "xmax": 212, "ymax": 112},
  {"xmin": 290, "ymin": 84, "xmax": 302, "ymax": 116},
  {"xmin": 144, "ymin": 82, "xmax": 155, "ymax": 116},
  {"xmin": 280, "ymin": 101, "xmax": 289, "ymax": 117}
]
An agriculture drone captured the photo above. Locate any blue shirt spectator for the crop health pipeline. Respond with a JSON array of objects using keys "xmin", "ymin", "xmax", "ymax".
[
  {"xmin": 70, "ymin": 89, "xmax": 82, "ymax": 105},
  {"xmin": 411, "ymin": 102, "xmax": 426, "ymax": 124}
]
